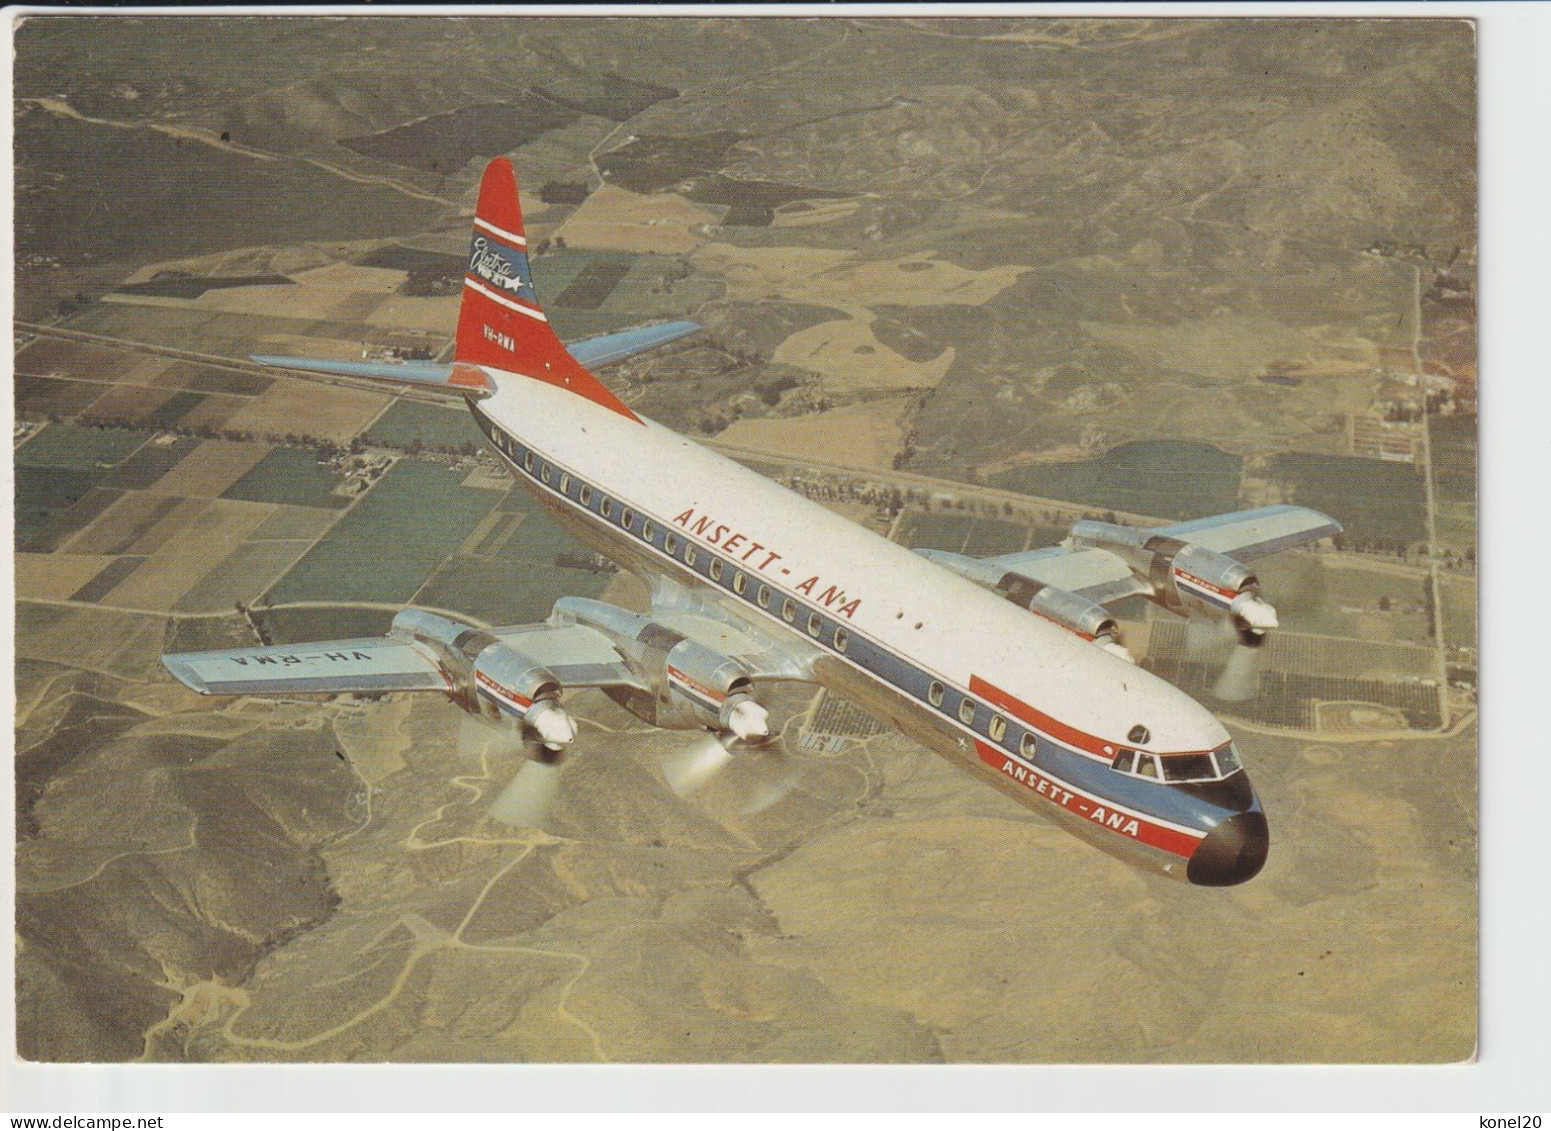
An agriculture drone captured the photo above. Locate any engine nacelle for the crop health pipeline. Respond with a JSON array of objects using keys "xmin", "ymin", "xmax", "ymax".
[
  {"xmin": 550, "ymin": 597, "xmax": 768, "ymax": 737},
  {"xmin": 389, "ymin": 609, "xmax": 575, "ymax": 744},
  {"xmin": 1070, "ymin": 522, "xmax": 1276, "ymax": 630},
  {"xmin": 996, "ymin": 576, "xmax": 1131, "ymax": 661},
  {"xmin": 660, "ymin": 636, "xmax": 761, "ymax": 731}
]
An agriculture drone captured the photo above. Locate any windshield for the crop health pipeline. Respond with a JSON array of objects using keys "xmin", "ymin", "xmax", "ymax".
[
  {"xmin": 1215, "ymin": 744, "xmax": 1242, "ymax": 775},
  {"xmin": 1161, "ymin": 753, "xmax": 1219, "ymax": 783}
]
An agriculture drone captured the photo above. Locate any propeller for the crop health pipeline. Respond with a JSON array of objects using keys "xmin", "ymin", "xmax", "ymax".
[
  {"xmin": 1212, "ymin": 621, "xmax": 1268, "ymax": 702},
  {"xmin": 489, "ymin": 744, "xmax": 564, "ymax": 827},
  {"xmin": 487, "ymin": 699, "xmax": 578, "ymax": 828},
  {"xmin": 1211, "ymin": 590, "xmax": 1277, "ymax": 701},
  {"xmin": 663, "ymin": 731, "xmax": 738, "ymax": 796},
  {"xmin": 662, "ymin": 696, "xmax": 794, "ymax": 808},
  {"xmin": 1175, "ymin": 588, "xmax": 1278, "ymax": 702}
]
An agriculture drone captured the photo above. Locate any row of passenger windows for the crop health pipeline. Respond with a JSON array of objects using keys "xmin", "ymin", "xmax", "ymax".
[
  {"xmin": 505, "ymin": 427, "xmax": 1060, "ymax": 768},
  {"xmin": 515, "ymin": 436, "xmax": 857, "ymax": 658}
]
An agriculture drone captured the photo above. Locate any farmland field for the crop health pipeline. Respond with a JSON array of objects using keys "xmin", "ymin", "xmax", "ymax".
[
  {"xmin": 16, "ymin": 423, "xmax": 154, "ymax": 470},
  {"xmin": 993, "ymin": 441, "xmax": 1244, "ymax": 521},
  {"xmin": 364, "ymin": 400, "xmax": 486, "ymax": 453},
  {"xmin": 265, "ymin": 459, "xmax": 502, "ymax": 606},
  {"xmin": 221, "ymin": 447, "xmax": 352, "ymax": 510},
  {"xmin": 414, "ymin": 488, "xmax": 610, "ymax": 625},
  {"xmin": 1265, "ymin": 452, "xmax": 1427, "ymax": 551}
]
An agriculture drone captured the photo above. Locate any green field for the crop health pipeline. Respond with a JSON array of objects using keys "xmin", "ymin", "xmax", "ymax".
[
  {"xmin": 174, "ymin": 542, "xmax": 312, "ymax": 614},
  {"xmin": 1265, "ymin": 452, "xmax": 1426, "ymax": 552},
  {"xmin": 256, "ymin": 606, "xmax": 398, "ymax": 647},
  {"xmin": 414, "ymin": 486, "xmax": 609, "ymax": 625},
  {"xmin": 222, "ymin": 447, "xmax": 351, "ymax": 510},
  {"xmin": 17, "ymin": 423, "xmax": 153, "ymax": 471},
  {"xmin": 895, "ymin": 511, "xmax": 977, "ymax": 553},
  {"xmin": 15, "ymin": 468, "xmax": 108, "ymax": 547},
  {"xmin": 1439, "ymin": 575, "xmax": 1477, "ymax": 649},
  {"xmin": 962, "ymin": 517, "xmax": 1032, "ymax": 557},
  {"xmin": 993, "ymin": 441, "xmax": 1244, "ymax": 522},
  {"xmin": 249, "ymin": 505, "xmax": 339, "ymax": 542},
  {"xmin": 265, "ymin": 459, "xmax": 502, "ymax": 606},
  {"xmin": 105, "ymin": 437, "xmax": 201, "ymax": 489},
  {"xmin": 364, "ymin": 400, "xmax": 486, "ymax": 453},
  {"xmin": 15, "ymin": 376, "xmax": 112, "ymax": 419}
]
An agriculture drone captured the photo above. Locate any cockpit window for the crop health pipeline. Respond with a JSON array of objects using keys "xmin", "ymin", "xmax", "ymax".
[
  {"xmin": 1111, "ymin": 749, "xmax": 1135, "ymax": 774},
  {"xmin": 1215, "ymin": 745, "xmax": 1242, "ymax": 775},
  {"xmin": 1136, "ymin": 754, "xmax": 1160, "ymax": 780},
  {"xmin": 1127, "ymin": 724, "xmax": 1150, "ymax": 745},
  {"xmin": 1161, "ymin": 753, "xmax": 1219, "ymax": 783}
]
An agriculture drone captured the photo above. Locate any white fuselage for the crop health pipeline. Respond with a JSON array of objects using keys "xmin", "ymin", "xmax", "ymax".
[{"xmin": 469, "ymin": 375, "xmax": 1241, "ymax": 877}]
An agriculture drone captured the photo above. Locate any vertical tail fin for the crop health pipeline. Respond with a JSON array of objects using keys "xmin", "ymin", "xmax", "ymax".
[{"xmin": 456, "ymin": 157, "xmax": 639, "ymax": 422}]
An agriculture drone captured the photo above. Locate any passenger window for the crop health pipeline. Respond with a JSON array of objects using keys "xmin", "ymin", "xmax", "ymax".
[
  {"xmin": 928, "ymin": 681, "xmax": 945, "ymax": 708},
  {"xmin": 733, "ymin": 572, "xmax": 747, "ymax": 595},
  {"xmin": 1020, "ymin": 732, "xmax": 1037, "ymax": 759},
  {"xmin": 807, "ymin": 612, "xmax": 822, "ymax": 637},
  {"xmin": 958, "ymin": 698, "xmax": 977, "ymax": 726},
  {"xmin": 684, "ymin": 545, "xmax": 697, "ymax": 567},
  {"xmin": 1112, "ymin": 749, "xmax": 1136, "ymax": 774},
  {"xmin": 709, "ymin": 559, "xmax": 723, "ymax": 582},
  {"xmin": 579, "ymin": 484, "xmax": 592, "ymax": 506},
  {"xmin": 833, "ymin": 627, "xmax": 848, "ymax": 653},
  {"xmin": 642, "ymin": 520, "xmax": 655, "ymax": 541},
  {"xmin": 540, "ymin": 462, "xmax": 552, "ymax": 484},
  {"xmin": 1137, "ymin": 754, "xmax": 1160, "ymax": 780},
  {"xmin": 523, "ymin": 451, "xmax": 534, "ymax": 473},
  {"xmin": 757, "ymin": 585, "xmax": 771, "ymax": 608},
  {"xmin": 988, "ymin": 714, "xmax": 1007, "ymax": 743},
  {"xmin": 621, "ymin": 508, "xmax": 634, "ymax": 529},
  {"xmin": 664, "ymin": 533, "xmax": 678, "ymax": 555},
  {"xmin": 601, "ymin": 497, "xmax": 613, "ymax": 519},
  {"xmin": 559, "ymin": 473, "xmax": 570, "ymax": 493},
  {"xmin": 781, "ymin": 598, "xmax": 796, "ymax": 623}
]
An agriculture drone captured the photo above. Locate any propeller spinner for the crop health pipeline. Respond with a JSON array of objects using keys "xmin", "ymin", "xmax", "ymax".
[{"xmin": 488, "ymin": 699, "xmax": 578, "ymax": 828}]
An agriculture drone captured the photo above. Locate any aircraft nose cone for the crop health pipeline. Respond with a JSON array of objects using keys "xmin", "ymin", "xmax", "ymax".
[{"xmin": 1187, "ymin": 811, "xmax": 1269, "ymax": 886}]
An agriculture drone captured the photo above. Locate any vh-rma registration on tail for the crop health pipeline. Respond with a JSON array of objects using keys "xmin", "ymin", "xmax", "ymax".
[{"xmin": 164, "ymin": 158, "xmax": 1341, "ymax": 886}]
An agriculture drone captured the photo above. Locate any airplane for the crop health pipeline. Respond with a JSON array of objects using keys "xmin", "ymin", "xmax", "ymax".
[{"xmin": 162, "ymin": 156, "xmax": 1342, "ymax": 887}]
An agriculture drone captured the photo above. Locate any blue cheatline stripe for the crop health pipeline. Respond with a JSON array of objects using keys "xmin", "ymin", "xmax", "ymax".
[{"xmin": 467, "ymin": 403, "xmax": 1225, "ymax": 839}]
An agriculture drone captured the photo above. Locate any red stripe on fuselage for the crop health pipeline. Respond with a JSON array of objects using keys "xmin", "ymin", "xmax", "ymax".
[
  {"xmin": 974, "ymin": 740, "xmax": 1202, "ymax": 858},
  {"xmin": 969, "ymin": 673, "xmax": 1116, "ymax": 759}
]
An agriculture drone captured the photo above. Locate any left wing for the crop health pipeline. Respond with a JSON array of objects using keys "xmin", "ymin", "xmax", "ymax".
[
  {"xmin": 1143, "ymin": 504, "xmax": 1343, "ymax": 560},
  {"xmin": 917, "ymin": 545, "xmax": 1149, "ymax": 606}
]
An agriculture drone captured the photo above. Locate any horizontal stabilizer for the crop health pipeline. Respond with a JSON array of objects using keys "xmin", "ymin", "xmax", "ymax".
[
  {"xmin": 250, "ymin": 355, "xmax": 493, "ymax": 395},
  {"xmin": 250, "ymin": 322, "xmax": 698, "ymax": 396},
  {"xmin": 568, "ymin": 320, "xmax": 700, "ymax": 368}
]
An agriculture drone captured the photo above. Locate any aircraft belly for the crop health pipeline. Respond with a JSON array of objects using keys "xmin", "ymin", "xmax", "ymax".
[{"xmin": 812, "ymin": 660, "xmax": 1192, "ymax": 881}]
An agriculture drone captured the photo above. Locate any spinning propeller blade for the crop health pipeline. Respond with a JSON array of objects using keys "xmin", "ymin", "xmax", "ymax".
[
  {"xmin": 489, "ymin": 745, "xmax": 564, "ymax": 827},
  {"xmin": 663, "ymin": 732, "xmax": 737, "ymax": 797},
  {"xmin": 1213, "ymin": 626, "xmax": 1267, "ymax": 702}
]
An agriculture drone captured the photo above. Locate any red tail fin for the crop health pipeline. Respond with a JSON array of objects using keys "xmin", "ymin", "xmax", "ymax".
[{"xmin": 455, "ymin": 158, "xmax": 639, "ymax": 422}]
